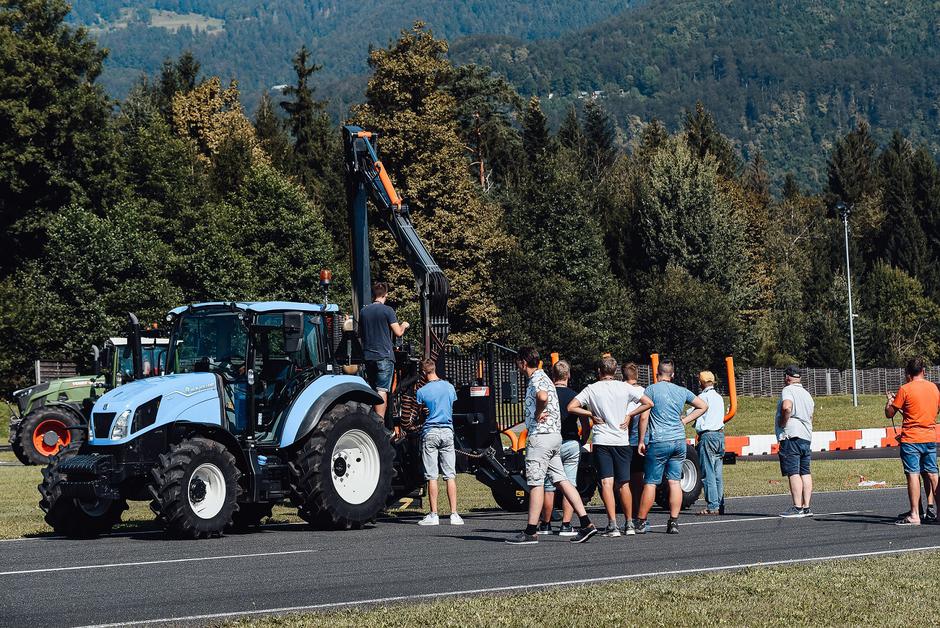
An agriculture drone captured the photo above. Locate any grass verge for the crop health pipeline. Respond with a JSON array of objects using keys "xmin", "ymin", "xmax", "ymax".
[
  {"xmin": 224, "ymin": 550, "xmax": 940, "ymax": 627},
  {"xmin": 0, "ymin": 451, "xmax": 906, "ymax": 539}
]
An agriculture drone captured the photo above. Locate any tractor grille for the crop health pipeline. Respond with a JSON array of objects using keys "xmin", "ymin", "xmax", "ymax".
[{"xmin": 92, "ymin": 412, "xmax": 116, "ymax": 439}]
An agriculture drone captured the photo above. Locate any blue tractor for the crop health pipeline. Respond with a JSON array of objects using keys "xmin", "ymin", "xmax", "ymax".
[{"xmin": 39, "ymin": 300, "xmax": 395, "ymax": 538}]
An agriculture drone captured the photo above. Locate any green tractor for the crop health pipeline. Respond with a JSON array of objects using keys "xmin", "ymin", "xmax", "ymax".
[{"xmin": 8, "ymin": 321, "xmax": 168, "ymax": 465}]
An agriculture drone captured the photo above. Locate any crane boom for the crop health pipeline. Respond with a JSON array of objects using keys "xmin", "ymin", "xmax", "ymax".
[{"xmin": 342, "ymin": 125, "xmax": 450, "ymax": 358}]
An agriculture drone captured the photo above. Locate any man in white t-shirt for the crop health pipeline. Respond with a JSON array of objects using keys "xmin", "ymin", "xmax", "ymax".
[{"xmin": 568, "ymin": 356, "xmax": 653, "ymax": 536}]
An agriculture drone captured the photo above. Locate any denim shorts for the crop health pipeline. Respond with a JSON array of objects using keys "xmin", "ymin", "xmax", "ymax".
[
  {"xmin": 365, "ymin": 358, "xmax": 395, "ymax": 393},
  {"xmin": 644, "ymin": 439, "xmax": 686, "ymax": 485},
  {"xmin": 422, "ymin": 427, "xmax": 456, "ymax": 480},
  {"xmin": 778, "ymin": 437, "xmax": 811, "ymax": 477},
  {"xmin": 593, "ymin": 444, "xmax": 633, "ymax": 483},
  {"xmin": 900, "ymin": 442, "xmax": 939, "ymax": 475},
  {"xmin": 545, "ymin": 439, "xmax": 580, "ymax": 492}
]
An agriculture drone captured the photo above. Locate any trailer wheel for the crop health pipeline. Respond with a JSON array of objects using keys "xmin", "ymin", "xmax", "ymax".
[
  {"xmin": 228, "ymin": 503, "xmax": 274, "ymax": 532},
  {"xmin": 9, "ymin": 423, "xmax": 32, "ymax": 465},
  {"xmin": 19, "ymin": 407, "xmax": 84, "ymax": 466},
  {"xmin": 38, "ymin": 443, "xmax": 127, "ymax": 538},
  {"xmin": 292, "ymin": 401, "xmax": 394, "ymax": 530},
  {"xmin": 150, "ymin": 437, "xmax": 242, "ymax": 539},
  {"xmin": 655, "ymin": 444, "xmax": 703, "ymax": 510}
]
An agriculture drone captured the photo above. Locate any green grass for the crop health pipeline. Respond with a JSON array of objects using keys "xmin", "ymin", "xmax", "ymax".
[
  {"xmin": 0, "ymin": 451, "xmax": 905, "ymax": 539},
  {"xmin": 0, "ymin": 402, "xmax": 11, "ymax": 441},
  {"xmin": 725, "ymin": 394, "xmax": 888, "ymax": 437},
  {"xmin": 224, "ymin": 550, "xmax": 940, "ymax": 627}
]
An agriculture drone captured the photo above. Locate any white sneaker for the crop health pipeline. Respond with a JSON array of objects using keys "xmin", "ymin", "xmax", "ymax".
[
  {"xmin": 450, "ymin": 512, "xmax": 464, "ymax": 525},
  {"xmin": 418, "ymin": 512, "xmax": 439, "ymax": 526}
]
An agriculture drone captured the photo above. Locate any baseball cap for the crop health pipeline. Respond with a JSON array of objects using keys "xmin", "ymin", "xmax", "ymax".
[{"xmin": 784, "ymin": 365, "xmax": 801, "ymax": 378}]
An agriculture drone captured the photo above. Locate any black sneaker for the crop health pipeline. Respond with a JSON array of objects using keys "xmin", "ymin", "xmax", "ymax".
[
  {"xmin": 558, "ymin": 522, "xmax": 576, "ymax": 536},
  {"xmin": 505, "ymin": 531, "xmax": 538, "ymax": 544},
  {"xmin": 666, "ymin": 519, "xmax": 679, "ymax": 534},
  {"xmin": 801, "ymin": 507, "xmax": 814, "ymax": 517},
  {"xmin": 635, "ymin": 519, "xmax": 650, "ymax": 534},
  {"xmin": 536, "ymin": 521, "xmax": 553, "ymax": 535},
  {"xmin": 570, "ymin": 524, "xmax": 598, "ymax": 544},
  {"xmin": 925, "ymin": 505, "xmax": 937, "ymax": 523}
]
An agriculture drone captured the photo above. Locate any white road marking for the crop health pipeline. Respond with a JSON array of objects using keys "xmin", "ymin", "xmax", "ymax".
[
  {"xmin": 75, "ymin": 543, "xmax": 940, "ymax": 628},
  {"xmin": 649, "ymin": 509, "xmax": 865, "ymax": 528},
  {"xmin": 0, "ymin": 549, "xmax": 315, "ymax": 577}
]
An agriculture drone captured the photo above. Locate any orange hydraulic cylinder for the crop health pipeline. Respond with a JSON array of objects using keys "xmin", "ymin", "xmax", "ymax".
[
  {"xmin": 650, "ymin": 353, "xmax": 660, "ymax": 383},
  {"xmin": 374, "ymin": 160, "xmax": 403, "ymax": 208},
  {"xmin": 723, "ymin": 356, "xmax": 737, "ymax": 423}
]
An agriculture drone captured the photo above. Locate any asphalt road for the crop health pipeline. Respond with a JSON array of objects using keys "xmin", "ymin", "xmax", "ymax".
[{"xmin": 2, "ymin": 488, "xmax": 939, "ymax": 627}]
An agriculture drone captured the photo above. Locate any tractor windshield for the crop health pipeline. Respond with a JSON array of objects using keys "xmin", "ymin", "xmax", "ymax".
[{"xmin": 170, "ymin": 310, "xmax": 247, "ymax": 378}]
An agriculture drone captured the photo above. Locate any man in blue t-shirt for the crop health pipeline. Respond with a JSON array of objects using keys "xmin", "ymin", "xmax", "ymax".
[
  {"xmin": 359, "ymin": 282, "xmax": 409, "ymax": 419},
  {"xmin": 635, "ymin": 359, "xmax": 707, "ymax": 535},
  {"xmin": 415, "ymin": 358, "xmax": 461, "ymax": 526}
]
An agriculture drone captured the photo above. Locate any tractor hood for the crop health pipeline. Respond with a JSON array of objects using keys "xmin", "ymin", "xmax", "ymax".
[{"xmin": 89, "ymin": 373, "xmax": 224, "ymax": 444}]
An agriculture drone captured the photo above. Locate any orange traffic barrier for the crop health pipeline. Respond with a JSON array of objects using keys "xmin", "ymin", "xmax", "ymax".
[
  {"xmin": 650, "ymin": 353, "xmax": 660, "ymax": 383},
  {"xmin": 550, "ymin": 352, "xmax": 559, "ymax": 366}
]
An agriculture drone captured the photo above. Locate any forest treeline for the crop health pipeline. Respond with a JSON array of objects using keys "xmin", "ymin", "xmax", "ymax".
[{"xmin": 2, "ymin": 2, "xmax": 939, "ymax": 391}]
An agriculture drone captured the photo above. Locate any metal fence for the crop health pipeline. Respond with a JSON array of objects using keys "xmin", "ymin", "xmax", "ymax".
[{"xmin": 735, "ymin": 366, "xmax": 940, "ymax": 397}]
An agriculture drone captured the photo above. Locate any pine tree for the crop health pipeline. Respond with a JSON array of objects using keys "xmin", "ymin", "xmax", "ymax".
[
  {"xmin": 352, "ymin": 23, "xmax": 510, "ymax": 346},
  {"xmin": 683, "ymin": 101, "xmax": 738, "ymax": 179},
  {"xmin": 635, "ymin": 118, "xmax": 668, "ymax": 163},
  {"xmin": 744, "ymin": 150, "xmax": 771, "ymax": 204},
  {"xmin": 583, "ymin": 100, "xmax": 617, "ymax": 176},
  {"xmin": 280, "ymin": 46, "xmax": 336, "ymax": 190},
  {"xmin": 156, "ymin": 52, "xmax": 201, "ymax": 122},
  {"xmin": 910, "ymin": 145, "xmax": 940, "ymax": 297},
  {"xmin": 878, "ymin": 131, "xmax": 928, "ymax": 281},
  {"xmin": 826, "ymin": 120, "xmax": 878, "ymax": 208},
  {"xmin": 557, "ymin": 105, "xmax": 584, "ymax": 153},
  {"xmin": 254, "ymin": 91, "xmax": 292, "ymax": 171},
  {"xmin": 521, "ymin": 96, "xmax": 551, "ymax": 164}
]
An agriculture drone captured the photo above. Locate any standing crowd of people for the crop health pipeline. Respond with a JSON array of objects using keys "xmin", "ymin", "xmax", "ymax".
[{"xmin": 359, "ymin": 283, "xmax": 940, "ymax": 542}]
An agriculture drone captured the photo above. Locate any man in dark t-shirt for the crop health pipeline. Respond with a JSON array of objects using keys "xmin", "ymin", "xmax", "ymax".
[
  {"xmin": 359, "ymin": 282, "xmax": 409, "ymax": 418},
  {"xmin": 538, "ymin": 360, "xmax": 591, "ymax": 536}
]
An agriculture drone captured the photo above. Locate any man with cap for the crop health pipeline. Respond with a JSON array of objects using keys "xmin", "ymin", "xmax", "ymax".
[
  {"xmin": 693, "ymin": 371, "xmax": 726, "ymax": 515},
  {"xmin": 776, "ymin": 365, "xmax": 815, "ymax": 517}
]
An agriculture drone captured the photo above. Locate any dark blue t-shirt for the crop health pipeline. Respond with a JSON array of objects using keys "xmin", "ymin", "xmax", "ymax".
[
  {"xmin": 416, "ymin": 379, "xmax": 457, "ymax": 434},
  {"xmin": 359, "ymin": 302, "xmax": 397, "ymax": 361}
]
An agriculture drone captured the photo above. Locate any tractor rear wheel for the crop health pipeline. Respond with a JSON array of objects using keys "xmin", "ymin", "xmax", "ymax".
[
  {"xmin": 9, "ymin": 423, "xmax": 31, "ymax": 465},
  {"xmin": 19, "ymin": 407, "xmax": 84, "ymax": 466},
  {"xmin": 38, "ymin": 443, "xmax": 127, "ymax": 538},
  {"xmin": 150, "ymin": 437, "xmax": 242, "ymax": 539},
  {"xmin": 292, "ymin": 401, "xmax": 394, "ymax": 530},
  {"xmin": 655, "ymin": 444, "xmax": 703, "ymax": 510}
]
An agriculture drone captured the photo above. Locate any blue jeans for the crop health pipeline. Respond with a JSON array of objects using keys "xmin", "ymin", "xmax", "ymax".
[
  {"xmin": 900, "ymin": 442, "xmax": 938, "ymax": 474},
  {"xmin": 644, "ymin": 439, "xmax": 686, "ymax": 485},
  {"xmin": 544, "ymin": 439, "xmax": 580, "ymax": 492},
  {"xmin": 698, "ymin": 431, "xmax": 725, "ymax": 511}
]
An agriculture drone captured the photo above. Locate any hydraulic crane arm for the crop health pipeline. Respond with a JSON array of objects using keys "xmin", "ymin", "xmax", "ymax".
[{"xmin": 342, "ymin": 125, "xmax": 450, "ymax": 362}]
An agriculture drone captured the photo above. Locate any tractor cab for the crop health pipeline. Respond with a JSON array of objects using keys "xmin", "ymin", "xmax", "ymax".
[{"xmin": 164, "ymin": 302, "xmax": 339, "ymax": 440}]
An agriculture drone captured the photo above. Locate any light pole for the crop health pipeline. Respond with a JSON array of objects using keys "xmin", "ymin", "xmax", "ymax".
[{"xmin": 836, "ymin": 201, "xmax": 859, "ymax": 407}]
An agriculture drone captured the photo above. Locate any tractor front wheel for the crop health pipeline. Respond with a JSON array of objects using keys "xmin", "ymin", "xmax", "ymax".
[
  {"xmin": 18, "ymin": 408, "xmax": 84, "ymax": 466},
  {"xmin": 292, "ymin": 402, "xmax": 394, "ymax": 530},
  {"xmin": 150, "ymin": 437, "xmax": 242, "ymax": 539},
  {"xmin": 38, "ymin": 444, "xmax": 127, "ymax": 538}
]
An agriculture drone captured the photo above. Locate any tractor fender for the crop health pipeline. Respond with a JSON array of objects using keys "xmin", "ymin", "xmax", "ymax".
[{"xmin": 278, "ymin": 375, "xmax": 381, "ymax": 448}]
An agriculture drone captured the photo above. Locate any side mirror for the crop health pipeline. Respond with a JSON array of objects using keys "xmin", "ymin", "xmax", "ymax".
[
  {"xmin": 283, "ymin": 312, "xmax": 304, "ymax": 354},
  {"xmin": 90, "ymin": 345, "xmax": 101, "ymax": 376}
]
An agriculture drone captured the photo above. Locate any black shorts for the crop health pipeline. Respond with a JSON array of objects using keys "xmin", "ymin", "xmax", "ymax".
[
  {"xmin": 594, "ymin": 445, "xmax": 632, "ymax": 483},
  {"xmin": 630, "ymin": 445, "xmax": 645, "ymax": 476}
]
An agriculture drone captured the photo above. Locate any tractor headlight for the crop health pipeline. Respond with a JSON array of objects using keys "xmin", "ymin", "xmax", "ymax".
[{"xmin": 110, "ymin": 409, "xmax": 131, "ymax": 440}]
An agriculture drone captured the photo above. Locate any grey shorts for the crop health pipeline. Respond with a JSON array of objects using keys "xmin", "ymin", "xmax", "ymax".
[
  {"xmin": 525, "ymin": 432, "xmax": 568, "ymax": 487},
  {"xmin": 545, "ymin": 439, "xmax": 580, "ymax": 492},
  {"xmin": 422, "ymin": 427, "xmax": 456, "ymax": 480}
]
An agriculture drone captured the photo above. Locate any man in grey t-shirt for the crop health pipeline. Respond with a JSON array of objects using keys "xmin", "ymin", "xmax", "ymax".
[{"xmin": 776, "ymin": 365, "xmax": 815, "ymax": 518}]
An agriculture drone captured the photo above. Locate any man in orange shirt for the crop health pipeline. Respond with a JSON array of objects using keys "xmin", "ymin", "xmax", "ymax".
[{"xmin": 886, "ymin": 357, "xmax": 940, "ymax": 526}]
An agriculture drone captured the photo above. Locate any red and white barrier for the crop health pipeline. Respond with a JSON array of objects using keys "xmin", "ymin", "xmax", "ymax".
[{"xmin": 714, "ymin": 424, "xmax": 940, "ymax": 456}]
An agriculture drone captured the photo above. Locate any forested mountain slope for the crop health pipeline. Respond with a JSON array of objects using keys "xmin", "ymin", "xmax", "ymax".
[
  {"xmin": 67, "ymin": 0, "xmax": 636, "ymax": 103},
  {"xmin": 451, "ymin": 0, "xmax": 940, "ymax": 187}
]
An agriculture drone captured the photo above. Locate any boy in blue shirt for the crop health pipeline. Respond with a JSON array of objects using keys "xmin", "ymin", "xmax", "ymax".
[{"xmin": 415, "ymin": 358, "xmax": 462, "ymax": 526}]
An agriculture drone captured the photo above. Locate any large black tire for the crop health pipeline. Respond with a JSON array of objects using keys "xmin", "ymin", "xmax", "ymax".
[
  {"xmin": 150, "ymin": 437, "xmax": 242, "ymax": 539},
  {"xmin": 9, "ymin": 423, "xmax": 31, "ymax": 465},
  {"xmin": 38, "ymin": 443, "xmax": 127, "ymax": 538},
  {"xmin": 292, "ymin": 401, "xmax": 394, "ymax": 530},
  {"xmin": 18, "ymin": 407, "xmax": 84, "ymax": 466},
  {"xmin": 655, "ymin": 444, "xmax": 703, "ymax": 510},
  {"xmin": 228, "ymin": 502, "xmax": 274, "ymax": 532}
]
